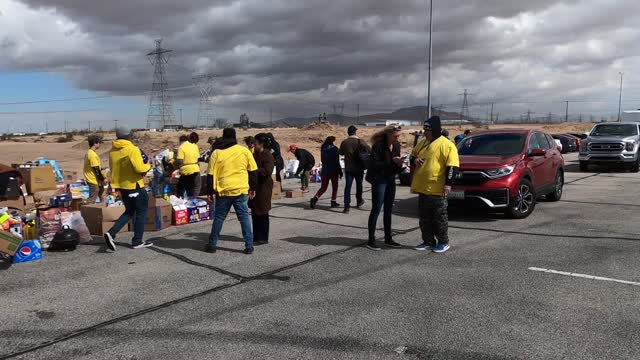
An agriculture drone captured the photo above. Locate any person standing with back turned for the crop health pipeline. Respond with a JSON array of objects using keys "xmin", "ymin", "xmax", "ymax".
[
  {"xmin": 340, "ymin": 125, "xmax": 369, "ymax": 213},
  {"xmin": 412, "ymin": 116, "xmax": 460, "ymax": 253},
  {"xmin": 103, "ymin": 126, "xmax": 153, "ymax": 251},
  {"xmin": 206, "ymin": 128, "xmax": 258, "ymax": 254},
  {"xmin": 251, "ymin": 133, "xmax": 275, "ymax": 245},
  {"xmin": 366, "ymin": 125, "xmax": 404, "ymax": 251},
  {"xmin": 175, "ymin": 132, "xmax": 202, "ymax": 198},
  {"xmin": 310, "ymin": 136, "xmax": 343, "ymax": 209}
]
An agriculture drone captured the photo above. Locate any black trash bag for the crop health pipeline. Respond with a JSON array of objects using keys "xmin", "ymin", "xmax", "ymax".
[{"xmin": 0, "ymin": 253, "xmax": 12, "ymax": 270}]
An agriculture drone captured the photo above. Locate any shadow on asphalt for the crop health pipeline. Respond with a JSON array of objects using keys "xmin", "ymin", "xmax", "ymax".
[
  {"xmin": 393, "ymin": 197, "xmax": 501, "ymax": 223},
  {"xmin": 280, "ymin": 236, "xmax": 366, "ymax": 247},
  {"xmin": 565, "ymin": 161, "xmax": 633, "ymax": 174},
  {"xmin": 148, "ymin": 234, "xmax": 246, "ymax": 254}
]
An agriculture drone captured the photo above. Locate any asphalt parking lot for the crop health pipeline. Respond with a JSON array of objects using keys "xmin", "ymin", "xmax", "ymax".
[{"xmin": 1, "ymin": 153, "xmax": 639, "ymax": 360}]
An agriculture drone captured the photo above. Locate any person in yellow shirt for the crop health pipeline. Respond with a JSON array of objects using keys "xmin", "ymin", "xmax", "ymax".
[
  {"xmin": 103, "ymin": 126, "xmax": 153, "ymax": 251},
  {"xmin": 206, "ymin": 128, "xmax": 258, "ymax": 255},
  {"xmin": 84, "ymin": 135, "xmax": 105, "ymax": 204},
  {"xmin": 410, "ymin": 116, "xmax": 460, "ymax": 254},
  {"xmin": 175, "ymin": 132, "xmax": 202, "ymax": 198}
]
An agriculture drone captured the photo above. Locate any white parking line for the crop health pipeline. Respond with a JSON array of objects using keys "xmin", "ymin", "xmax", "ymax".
[{"xmin": 528, "ymin": 267, "xmax": 640, "ymax": 287}]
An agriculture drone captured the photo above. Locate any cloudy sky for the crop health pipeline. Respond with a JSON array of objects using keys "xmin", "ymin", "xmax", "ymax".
[{"xmin": 1, "ymin": 0, "xmax": 639, "ymax": 131}]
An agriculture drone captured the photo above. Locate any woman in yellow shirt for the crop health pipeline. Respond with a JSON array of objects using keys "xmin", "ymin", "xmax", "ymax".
[{"xmin": 176, "ymin": 132, "xmax": 202, "ymax": 198}]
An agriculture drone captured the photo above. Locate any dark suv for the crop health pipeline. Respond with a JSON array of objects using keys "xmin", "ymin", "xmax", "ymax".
[{"xmin": 450, "ymin": 129, "xmax": 564, "ymax": 219}]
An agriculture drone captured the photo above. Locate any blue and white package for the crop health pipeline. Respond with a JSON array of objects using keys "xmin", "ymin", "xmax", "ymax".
[{"xmin": 12, "ymin": 240, "xmax": 43, "ymax": 264}]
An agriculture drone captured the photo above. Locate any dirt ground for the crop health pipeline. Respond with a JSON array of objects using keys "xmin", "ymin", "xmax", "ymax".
[{"xmin": 0, "ymin": 123, "xmax": 593, "ymax": 175}]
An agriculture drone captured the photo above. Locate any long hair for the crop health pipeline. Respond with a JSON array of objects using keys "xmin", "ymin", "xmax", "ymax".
[
  {"xmin": 371, "ymin": 125, "xmax": 401, "ymax": 145},
  {"xmin": 321, "ymin": 136, "xmax": 336, "ymax": 150}
]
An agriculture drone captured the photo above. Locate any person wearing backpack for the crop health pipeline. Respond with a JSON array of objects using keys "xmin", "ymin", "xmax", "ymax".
[
  {"xmin": 365, "ymin": 125, "xmax": 404, "ymax": 251},
  {"xmin": 339, "ymin": 125, "xmax": 370, "ymax": 213},
  {"xmin": 310, "ymin": 136, "xmax": 343, "ymax": 209}
]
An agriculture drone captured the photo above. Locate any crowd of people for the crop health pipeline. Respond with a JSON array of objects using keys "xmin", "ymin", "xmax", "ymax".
[{"xmin": 92, "ymin": 116, "xmax": 463, "ymax": 255}]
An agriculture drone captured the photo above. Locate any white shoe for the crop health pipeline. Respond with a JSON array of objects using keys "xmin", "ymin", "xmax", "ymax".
[{"xmin": 132, "ymin": 242, "xmax": 154, "ymax": 249}]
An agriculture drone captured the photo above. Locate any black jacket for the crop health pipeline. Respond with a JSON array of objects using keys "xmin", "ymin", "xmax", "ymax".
[
  {"xmin": 294, "ymin": 148, "xmax": 315, "ymax": 175},
  {"xmin": 366, "ymin": 141, "xmax": 402, "ymax": 182}
]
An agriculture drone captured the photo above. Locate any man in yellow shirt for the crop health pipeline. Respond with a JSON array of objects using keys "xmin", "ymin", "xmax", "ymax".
[
  {"xmin": 206, "ymin": 128, "xmax": 258, "ymax": 255},
  {"xmin": 411, "ymin": 116, "xmax": 460, "ymax": 253},
  {"xmin": 103, "ymin": 126, "xmax": 153, "ymax": 251},
  {"xmin": 176, "ymin": 132, "xmax": 202, "ymax": 198},
  {"xmin": 84, "ymin": 135, "xmax": 105, "ymax": 204}
]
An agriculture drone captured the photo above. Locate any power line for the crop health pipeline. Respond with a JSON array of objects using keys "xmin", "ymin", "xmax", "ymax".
[
  {"xmin": 0, "ymin": 95, "xmax": 112, "ymax": 106},
  {"xmin": 0, "ymin": 109, "xmax": 103, "ymax": 114}
]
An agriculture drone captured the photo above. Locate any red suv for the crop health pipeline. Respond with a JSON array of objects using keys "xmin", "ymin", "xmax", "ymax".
[{"xmin": 450, "ymin": 129, "xmax": 564, "ymax": 218}]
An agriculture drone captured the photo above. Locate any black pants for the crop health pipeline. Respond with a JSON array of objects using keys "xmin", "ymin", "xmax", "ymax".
[
  {"xmin": 177, "ymin": 173, "xmax": 201, "ymax": 198},
  {"xmin": 252, "ymin": 213, "xmax": 270, "ymax": 242},
  {"xmin": 418, "ymin": 194, "xmax": 449, "ymax": 246}
]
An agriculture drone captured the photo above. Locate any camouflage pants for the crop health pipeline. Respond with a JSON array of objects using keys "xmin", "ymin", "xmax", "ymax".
[{"xmin": 418, "ymin": 194, "xmax": 449, "ymax": 246}]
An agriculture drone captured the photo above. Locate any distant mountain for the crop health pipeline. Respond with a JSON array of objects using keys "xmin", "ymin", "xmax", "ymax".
[{"xmin": 268, "ymin": 106, "xmax": 462, "ymax": 128}]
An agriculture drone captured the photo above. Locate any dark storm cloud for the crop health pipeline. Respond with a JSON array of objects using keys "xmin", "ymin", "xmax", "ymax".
[{"xmin": 4, "ymin": 0, "xmax": 640, "ymax": 121}]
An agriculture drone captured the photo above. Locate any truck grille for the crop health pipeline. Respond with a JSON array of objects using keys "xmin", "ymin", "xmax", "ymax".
[{"xmin": 588, "ymin": 143, "xmax": 624, "ymax": 152}]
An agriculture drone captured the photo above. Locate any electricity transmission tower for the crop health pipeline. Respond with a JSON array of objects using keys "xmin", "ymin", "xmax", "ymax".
[
  {"xmin": 459, "ymin": 89, "xmax": 473, "ymax": 120},
  {"xmin": 194, "ymin": 74, "xmax": 217, "ymax": 128},
  {"xmin": 332, "ymin": 103, "xmax": 345, "ymax": 116},
  {"xmin": 146, "ymin": 39, "xmax": 175, "ymax": 129},
  {"xmin": 523, "ymin": 109, "xmax": 535, "ymax": 123}
]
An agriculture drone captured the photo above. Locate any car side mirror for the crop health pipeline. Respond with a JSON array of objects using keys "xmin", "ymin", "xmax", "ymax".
[{"xmin": 530, "ymin": 148, "xmax": 547, "ymax": 157}]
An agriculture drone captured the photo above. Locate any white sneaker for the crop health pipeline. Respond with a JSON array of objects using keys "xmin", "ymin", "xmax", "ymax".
[
  {"xmin": 132, "ymin": 242, "xmax": 154, "ymax": 249},
  {"xmin": 104, "ymin": 233, "xmax": 116, "ymax": 251}
]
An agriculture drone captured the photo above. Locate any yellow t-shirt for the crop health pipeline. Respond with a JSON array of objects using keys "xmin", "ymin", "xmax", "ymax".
[
  {"xmin": 83, "ymin": 149, "xmax": 102, "ymax": 185},
  {"xmin": 177, "ymin": 142, "xmax": 200, "ymax": 176},
  {"xmin": 207, "ymin": 145, "xmax": 258, "ymax": 196},
  {"xmin": 411, "ymin": 136, "xmax": 460, "ymax": 196}
]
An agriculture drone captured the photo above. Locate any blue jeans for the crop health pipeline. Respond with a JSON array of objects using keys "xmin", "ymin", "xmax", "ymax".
[
  {"xmin": 367, "ymin": 176, "xmax": 396, "ymax": 242},
  {"xmin": 208, "ymin": 194, "xmax": 254, "ymax": 249},
  {"xmin": 109, "ymin": 188, "xmax": 149, "ymax": 246},
  {"xmin": 151, "ymin": 168, "xmax": 164, "ymax": 196},
  {"xmin": 344, "ymin": 171, "xmax": 364, "ymax": 208}
]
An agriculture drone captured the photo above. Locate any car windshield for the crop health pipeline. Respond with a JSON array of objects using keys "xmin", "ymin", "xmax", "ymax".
[
  {"xmin": 591, "ymin": 124, "xmax": 638, "ymax": 137},
  {"xmin": 457, "ymin": 133, "xmax": 525, "ymax": 156}
]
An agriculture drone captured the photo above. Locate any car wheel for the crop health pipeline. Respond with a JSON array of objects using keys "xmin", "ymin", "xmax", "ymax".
[
  {"xmin": 579, "ymin": 161, "xmax": 589, "ymax": 172},
  {"xmin": 546, "ymin": 171, "xmax": 564, "ymax": 202},
  {"xmin": 507, "ymin": 179, "xmax": 536, "ymax": 219},
  {"xmin": 630, "ymin": 159, "xmax": 640, "ymax": 173}
]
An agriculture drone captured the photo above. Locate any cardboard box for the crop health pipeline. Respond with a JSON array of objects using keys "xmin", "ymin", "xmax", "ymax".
[
  {"xmin": 130, "ymin": 199, "xmax": 172, "ymax": 232},
  {"xmin": 87, "ymin": 221, "xmax": 128, "ymax": 236},
  {"xmin": 81, "ymin": 204, "xmax": 126, "ymax": 223},
  {"xmin": 14, "ymin": 165, "xmax": 57, "ymax": 194},
  {"xmin": 0, "ymin": 195, "xmax": 27, "ymax": 210},
  {"xmin": 197, "ymin": 203, "xmax": 211, "ymax": 221},
  {"xmin": 63, "ymin": 170, "xmax": 79, "ymax": 182},
  {"xmin": 0, "ymin": 230, "xmax": 23, "ymax": 256},
  {"xmin": 187, "ymin": 207, "xmax": 201, "ymax": 224},
  {"xmin": 285, "ymin": 189, "xmax": 304, "ymax": 198},
  {"xmin": 172, "ymin": 206, "xmax": 188, "ymax": 226}
]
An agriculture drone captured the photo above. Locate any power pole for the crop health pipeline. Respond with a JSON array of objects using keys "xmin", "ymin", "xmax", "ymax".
[
  {"xmin": 618, "ymin": 72, "xmax": 624, "ymax": 122},
  {"xmin": 114, "ymin": 119, "xmax": 119, "ymax": 131},
  {"xmin": 179, "ymin": 108, "xmax": 183, "ymax": 126},
  {"xmin": 565, "ymin": 101, "xmax": 569, "ymax": 122},
  {"xmin": 146, "ymin": 39, "xmax": 175, "ymax": 129},
  {"xmin": 194, "ymin": 73, "xmax": 217, "ymax": 129},
  {"xmin": 523, "ymin": 110, "xmax": 535, "ymax": 123},
  {"xmin": 489, "ymin": 103, "xmax": 494, "ymax": 124},
  {"xmin": 356, "ymin": 103, "xmax": 360, "ymax": 122},
  {"xmin": 426, "ymin": 0, "xmax": 434, "ymax": 120},
  {"xmin": 270, "ymin": 108, "xmax": 273, "ymax": 128},
  {"xmin": 88, "ymin": 120, "xmax": 91, "ymax": 132}
]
